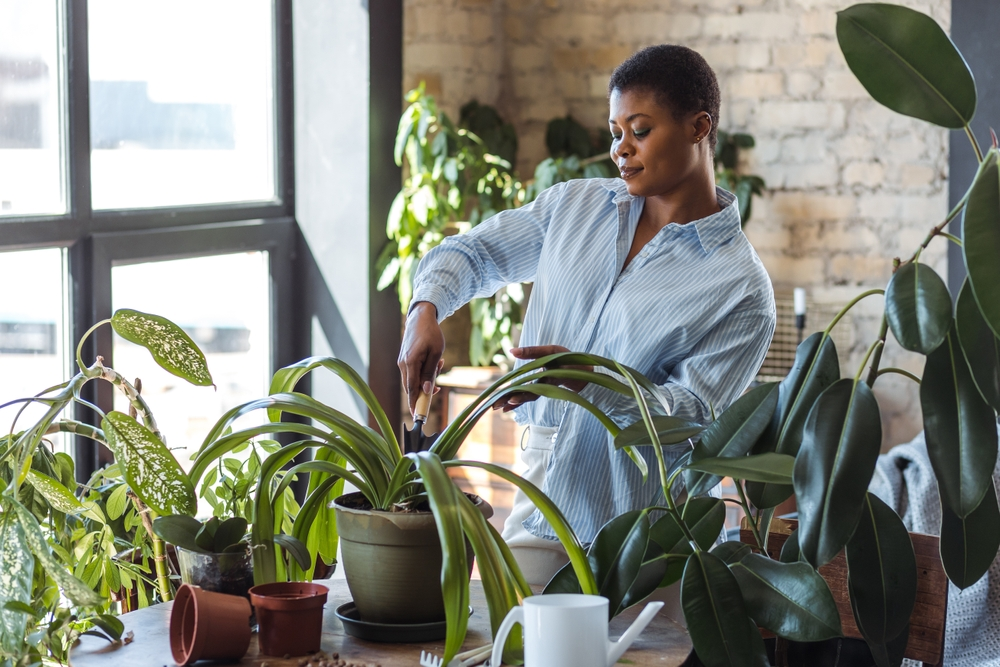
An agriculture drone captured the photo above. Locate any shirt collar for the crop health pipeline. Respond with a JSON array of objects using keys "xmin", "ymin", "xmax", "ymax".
[{"xmin": 602, "ymin": 180, "xmax": 742, "ymax": 253}]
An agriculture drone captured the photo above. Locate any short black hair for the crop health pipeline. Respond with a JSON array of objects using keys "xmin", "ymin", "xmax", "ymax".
[{"xmin": 608, "ymin": 45, "xmax": 721, "ymax": 150}]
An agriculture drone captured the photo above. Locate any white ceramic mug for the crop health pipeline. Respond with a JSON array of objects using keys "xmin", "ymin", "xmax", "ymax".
[{"xmin": 490, "ymin": 594, "xmax": 663, "ymax": 667}]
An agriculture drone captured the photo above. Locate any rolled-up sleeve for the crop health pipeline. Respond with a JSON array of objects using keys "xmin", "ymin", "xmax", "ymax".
[
  {"xmin": 410, "ymin": 182, "xmax": 566, "ymax": 322},
  {"xmin": 582, "ymin": 300, "xmax": 776, "ymax": 427}
]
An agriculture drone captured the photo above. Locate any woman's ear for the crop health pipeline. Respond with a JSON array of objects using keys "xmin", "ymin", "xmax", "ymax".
[{"xmin": 692, "ymin": 111, "xmax": 713, "ymax": 144}]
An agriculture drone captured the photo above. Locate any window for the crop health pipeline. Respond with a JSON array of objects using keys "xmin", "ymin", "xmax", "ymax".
[
  {"xmin": 0, "ymin": 0, "xmax": 66, "ymax": 217},
  {"xmin": 87, "ymin": 0, "xmax": 276, "ymax": 209}
]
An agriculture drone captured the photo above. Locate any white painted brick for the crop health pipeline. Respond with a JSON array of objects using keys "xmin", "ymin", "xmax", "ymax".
[
  {"xmin": 780, "ymin": 135, "xmax": 829, "ymax": 163},
  {"xmin": 800, "ymin": 10, "xmax": 836, "ymax": 36},
  {"xmin": 898, "ymin": 163, "xmax": 937, "ymax": 188},
  {"xmin": 843, "ymin": 161, "xmax": 886, "ymax": 186},
  {"xmin": 787, "ymin": 71, "xmax": 821, "ymax": 97},
  {"xmin": 824, "ymin": 71, "xmax": 868, "ymax": 100},
  {"xmin": 757, "ymin": 101, "xmax": 845, "ymax": 130},
  {"xmin": 589, "ymin": 73, "xmax": 610, "ymax": 98},
  {"xmin": 728, "ymin": 72, "xmax": 784, "ymax": 98}
]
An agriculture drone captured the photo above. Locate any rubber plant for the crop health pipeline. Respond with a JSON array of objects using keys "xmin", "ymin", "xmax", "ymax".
[
  {"xmin": 0, "ymin": 309, "xmax": 211, "ymax": 663},
  {"xmin": 535, "ymin": 5, "xmax": 1000, "ymax": 667}
]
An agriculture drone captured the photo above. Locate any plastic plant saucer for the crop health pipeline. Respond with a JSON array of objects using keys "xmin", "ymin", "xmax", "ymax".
[{"xmin": 335, "ymin": 602, "xmax": 473, "ymax": 643}]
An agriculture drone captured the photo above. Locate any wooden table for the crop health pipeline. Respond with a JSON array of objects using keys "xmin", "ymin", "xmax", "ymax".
[{"xmin": 71, "ymin": 579, "xmax": 692, "ymax": 666}]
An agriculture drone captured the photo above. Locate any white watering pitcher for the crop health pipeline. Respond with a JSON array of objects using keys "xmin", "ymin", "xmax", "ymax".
[{"xmin": 490, "ymin": 595, "xmax": 664, "ymax": 667}]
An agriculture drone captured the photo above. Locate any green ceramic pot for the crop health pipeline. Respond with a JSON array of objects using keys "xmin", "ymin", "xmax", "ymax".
[{"xmin": 334, "ymin": 491, "xmax": 493, "ymax": 625}]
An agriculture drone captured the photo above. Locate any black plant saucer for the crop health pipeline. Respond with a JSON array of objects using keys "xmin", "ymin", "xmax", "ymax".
[{"xmin": 335, "ymin": 602, "xmax": 473, "ymax": 643}]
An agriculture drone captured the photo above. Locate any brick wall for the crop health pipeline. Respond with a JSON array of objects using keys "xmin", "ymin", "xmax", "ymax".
[{"xmin": 404, "ymin": 0, "xmax": 952, "ymax": 449}]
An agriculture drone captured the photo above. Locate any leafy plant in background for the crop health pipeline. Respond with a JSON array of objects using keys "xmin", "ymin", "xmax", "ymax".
[{"xmin": 714, "ymin": 130, "xmax": 766, "ymax": 225}]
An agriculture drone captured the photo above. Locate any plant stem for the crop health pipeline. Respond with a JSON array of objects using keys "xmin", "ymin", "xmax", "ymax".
[
  {"xmin": 735, "ymin": 481, "xmax": 765, "ymax": 552},
  {"xmin": 877, "ymin": 367, "xmax": 922, "ymax": 385},
  {"xmin": 75, "ymin": 320, "xmax": 111, "ymax": 374},
  {"xmin": 823, "ymin": 289, "xmax": 884, "ymax": 338},
  {"xmin": 901, "ymin": 183, "xmax": 974, "ymax": 267},
  {"xmin": 128, "ymin": 491, "xmax": 171, "ymax": 602},
  {"xmin": 965, "ymin": 124, "xmax": 984, "ymax": 163},
  {"xmin": 865, "ymin": 315, "xmax": 891, "ymax": 388},
  {"xmin": 940, "ymin": 232, "xmax": 963, "ymax": 247},
  {"xmin": 854, "ymin": 339, "xmax": 884, "ymax": 386},
  {"xmin": 664, "ymin": 466, "xmax": 699, "ymax": 547}
]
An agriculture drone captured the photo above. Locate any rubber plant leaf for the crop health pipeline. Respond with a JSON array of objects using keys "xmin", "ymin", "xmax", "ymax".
[
  {"xmin": 711, "ymin": 541, "xmax": 751, "ymax": 565},
  {"xmin": 102, "ymin": 411, "xmax": 197, "ymax": 517},
  {"xmin": 11, "ymin": 500, "xmax": 102, "ymax": 607},
  {"xmin": 750, "ymin": 332, "xmax": 839, "ymax": 509},
  {"xmin": 731, "ymin": 553, "xmax": 842, "ymax": 642},
  {"xmin": 836, "ymin": 3, "xmax": 976, "ymax": 128},
  {"xmin": 618, "ymin": 541, "xmax": 669, "ymax": 612},
  {"xmin": 921, "ymin": 329, "xmax": 998, "ymax": 517},
  {"xmin": 794, "ymin": 378, "xmax": 882, "ymax": 567},
  {"xmin": 686, "ymin": 453, "xmax": 795, "ymax": 486},
  {"xmin": 649, "ymin": 497, "xmax": 725, "ymax": 587},
  {"xmin": 586, "ymin": 510, "xmax": 650, "ymax": 618},
  {"xmin": 686, "ymin": 383, "xmax": 779, "ymax": 497},
  {"xmin": 963, "ymin": 149, "xmax": 1000, "ymax": 339},
  {"xmin": 111, "ymin": 308, "xmax": 213, "ymax": 387},
  {"xmin": 885, "ymin": 261, "xmax": 952, "ymax": 354},
  {"xmin": 0, "ymin": 510, "xmax": 34, "ymax": 656},
  {"xmin": 613, "ymin": 416, "xmax": 704, "ymax": 450},
  {"xmin": 956, "ymin": 278, "xmax": 1000, "ymax": 411},
  {"xmin": 940, "ymin": 478, "xmax": 1000, "ymax": 589},
  {"xmin": 846, "ymin": 493, "xmax": 917, "ymax": 662},
  {"xmin": 681, "ymin": 550, "xmax": 769, "ymax": 667}
]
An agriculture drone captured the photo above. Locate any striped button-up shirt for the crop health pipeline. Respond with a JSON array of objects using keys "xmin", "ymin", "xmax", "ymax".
[{"xmin": 411, "ymin": 178, "xmax": 776, "ymax": 543}]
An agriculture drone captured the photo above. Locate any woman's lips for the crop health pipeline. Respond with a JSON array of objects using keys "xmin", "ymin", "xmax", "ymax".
[{"xmin": 620, "ymin": 167, "xmax": 642, "ymax": 180}]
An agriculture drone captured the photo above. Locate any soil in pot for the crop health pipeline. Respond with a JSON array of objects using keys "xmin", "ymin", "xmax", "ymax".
[
  {"xmin": 249, "ymin": 581, "xmax": 329, "ymax": 657},
  {"xmin": 176, "ymin": 544, "xmax": 254, "ymax": 599},
  {"xmin": 169, "ymin": 583, "xmax": 252, "ymax": 665},
  {"xmin": 334, "ymin": 491, "xmax": 493, "ymax": 626}
]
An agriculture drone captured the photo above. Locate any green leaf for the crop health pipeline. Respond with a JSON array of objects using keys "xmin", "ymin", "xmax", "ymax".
[
  {"xmin": 587, "ymin": 510, "xmax": 650, "ymax": 617},
  {"xmin": 619, "ymin": 543, "xmax": 670, "ymax": 611},
  {"xmin": 836, "ymin": 3, "xmax": 977, "ymax": 128},
  {"xmin": 885, "ymin": 261, "xmax": 952, "ymax": 354},
  {"xmin": 686, "ymin": 383, "xmax": 779, "ymax": 496},
  {"xmin": 921, "ymin": 329, "xmax": 998, "ymax": 517},
  {"xmin": 90, "ymin": 615, "xmax": 124, "ymax": 641},
  {"xmin": 111, "ymin": 308, "xmax": 213, "ymax": 386},
  {"xmin": 102, "ymin": 411, "xmax": 197, "ymax": 517},
  {"xmin": 711, "ymin": 541, "xmax": 751, "ymax": 565},
  {"xmin": 195, "ymin": 517, "xmax": 220, "ymax": 552},
  {"xmin": 963, "ymin": 150, "xmax": 1000, "ymax": 339},
  {"xmin": 940, "ymin": 478, "xmax": 1000, "ymax": 589},
  {"xmin": 794, "ymin": 379, "xmax": 882, "ymax": 567},
  {"xmin": 0, "ymin": 512, "xmax": 35, "ymax": 655},
  {"xmin": 847, "ymin": 493, "xmax": 917, "ymax": 658},
  {"xmin": 613, "ymin": 416, "xmax": 704, "ymax": 450},
  {"xmin": 11, "ymin": 501, "xmax": 103, "ymax": 607},
  {"xmin": 410, "ymin": 452, "xmax": 470, "ymax": 664},
  {"xmin": 649, "ymin": 497, "xmax": 725, "ymax": 587},
  {"xmin": 152, "ymin": 515, "xmax": 207, "ymax": 553},
  {"xmin": 26, "ymin": 470, "xmax": 103, "ymax": 523},
  {"xmin": 750, "ymin": 333, "xmax": 840, "ymax": 509},
  {"xmin": 956, "ymin": 278, "xmax": 1000, "ymax": 411},
  {"xmin": 779, "ymin": 530, "xmax": 801, "ymax": 563},
  {"xmin": 686, "ymin": 453, "xmax": 795, "ymax": 485},
  {"xmin": 681, "ymin": 551, "xmax": 769, "ymax": 667},
  {"xmin": 731, "ymin": 553, "xmax": 842, "ymax": 642},
  {"xmin": 274, "ymin": 534, "xmax": 312, "ymax": 571}
]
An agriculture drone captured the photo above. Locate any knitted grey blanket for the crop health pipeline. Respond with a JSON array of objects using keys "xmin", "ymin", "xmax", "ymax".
[{"xmin": 869, "ymin": 430, "xmax": 1000, "ymax": 667}]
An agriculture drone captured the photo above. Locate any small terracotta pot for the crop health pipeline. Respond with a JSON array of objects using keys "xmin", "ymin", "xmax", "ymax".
[
  {"xmin": 250, "ymin": 581, "xmax": 329, "ymax": 657},
  {"xmin": 169, "ymin": 583, "xmax": 252, "ymax": 665}
]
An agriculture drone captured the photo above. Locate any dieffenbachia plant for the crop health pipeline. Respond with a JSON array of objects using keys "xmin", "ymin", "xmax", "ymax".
[{"xmin": 0, "ymin": 309, "xmax": 214, "ymax": 660}]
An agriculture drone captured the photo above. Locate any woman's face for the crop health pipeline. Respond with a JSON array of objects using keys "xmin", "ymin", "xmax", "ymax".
[{"xmin": 608, "ymin": 87, "xmax": 711, "ymax": 198}]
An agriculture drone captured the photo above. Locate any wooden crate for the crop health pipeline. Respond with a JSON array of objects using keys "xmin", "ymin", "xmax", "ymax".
[{"xmin": 740, "ymin": 517, "xmax": 947, "ymax": 666}]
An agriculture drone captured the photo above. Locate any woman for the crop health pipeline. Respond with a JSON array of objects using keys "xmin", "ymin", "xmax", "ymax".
[{"xmin": 398, "ymin": 45, "xmax": 776, "ymax": 585}]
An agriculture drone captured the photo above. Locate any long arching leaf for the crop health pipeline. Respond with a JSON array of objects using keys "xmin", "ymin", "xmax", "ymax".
[
  {"xmin": 940, "ymin": 478, "xmax": 1000, "ymax": 589},
  {"xmin": 794, "ymin": 379, "xmax": 882, "ymax": 567},
  {"xmin": 921, "ymin": 329, "xmax": 998, "ymax": 517},
  {"xmin": 686, "ymin": 383, "xmax": 779, "ymax": 496},
  {"xmin": 687, "ymin": 453, "xmax": 795, "ymax": 485},
  {"xmin": 846, "ymin": 493, "xmax": 917, "ymax": 660},
  {"xmin": 111, "ymin": 308, "xmax": 213, "ymax": 386},
  {"xmin": 885, "ymin": 261, "xmax": 952, "ymax": 354},
  {"xmin": 102, "ymin": 411, "xmax": 196, "ymax": 517},
  {"xmin": 0, "ymin": 511, "xmax": 34, "ymax": 655},
  {"xmin": 836, "ymin": 3, "xmax": 977, "ymax": 128}
]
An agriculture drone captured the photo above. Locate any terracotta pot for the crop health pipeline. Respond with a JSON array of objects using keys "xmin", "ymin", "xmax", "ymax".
[
  {"xmin": 169, "ymin": 583, "xmax": 252, "ymax": 665},
  {"xmin": 250, "ymin": 581, "xmax": 329, "ymax": 657},
  {"xmin": 334, "ymin": 491, "xmax": 493, "ymax": 625}
]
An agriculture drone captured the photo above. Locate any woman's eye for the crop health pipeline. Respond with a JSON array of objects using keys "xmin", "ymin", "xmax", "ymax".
[
  {"xmin": 633, "ymin": 128, "xmax": 650, "ymax": 138},
  {"xmin": 611, "ymin": 133, "xmax": 622, "ymax": 141}
]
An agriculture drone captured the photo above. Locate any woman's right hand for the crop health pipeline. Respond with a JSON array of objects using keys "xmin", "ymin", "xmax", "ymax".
[{"xmin": 398, "ymin": 301, "xmax": 446, "ymax": 416}]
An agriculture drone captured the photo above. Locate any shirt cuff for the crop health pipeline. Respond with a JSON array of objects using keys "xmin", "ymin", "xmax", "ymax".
[{"xmin": 408, "ymin": 286, "xmax": 452, "ymax": 323}]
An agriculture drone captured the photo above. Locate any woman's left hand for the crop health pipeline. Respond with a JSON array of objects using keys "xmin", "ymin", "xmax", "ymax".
[{"xmin": 492, "ymin": 345, "xmax": 594, "ymax": 412}]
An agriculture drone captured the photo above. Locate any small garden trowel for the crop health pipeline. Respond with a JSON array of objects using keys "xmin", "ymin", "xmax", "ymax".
[{"xmin": 404, "ymin": 387, "xmax": 438, "ymax": 454}]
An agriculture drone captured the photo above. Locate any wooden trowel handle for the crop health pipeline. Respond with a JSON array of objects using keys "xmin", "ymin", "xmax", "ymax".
[{"xmin": 414, "ymin": 389, "xmax": 432, "ymax": 422}]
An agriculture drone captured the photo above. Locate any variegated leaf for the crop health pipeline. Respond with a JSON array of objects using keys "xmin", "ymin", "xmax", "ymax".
[
  {"xmin": 102, "ymin": 411, "xmax": 196, "ymax": 517},
  {"xmin": 0, "ymin": 511, "xmax": 34, "ymax": 655},
  {"xmin": 11, "ymin": 501, "xmax": 102, "ymax": 607},
  {"xmin": 26, "ymin": 470, "xmax": 104, "ymax": 523},
  {"xmin": 111, "ymin": 309, "xmax": 213, "ymax": 386}
]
